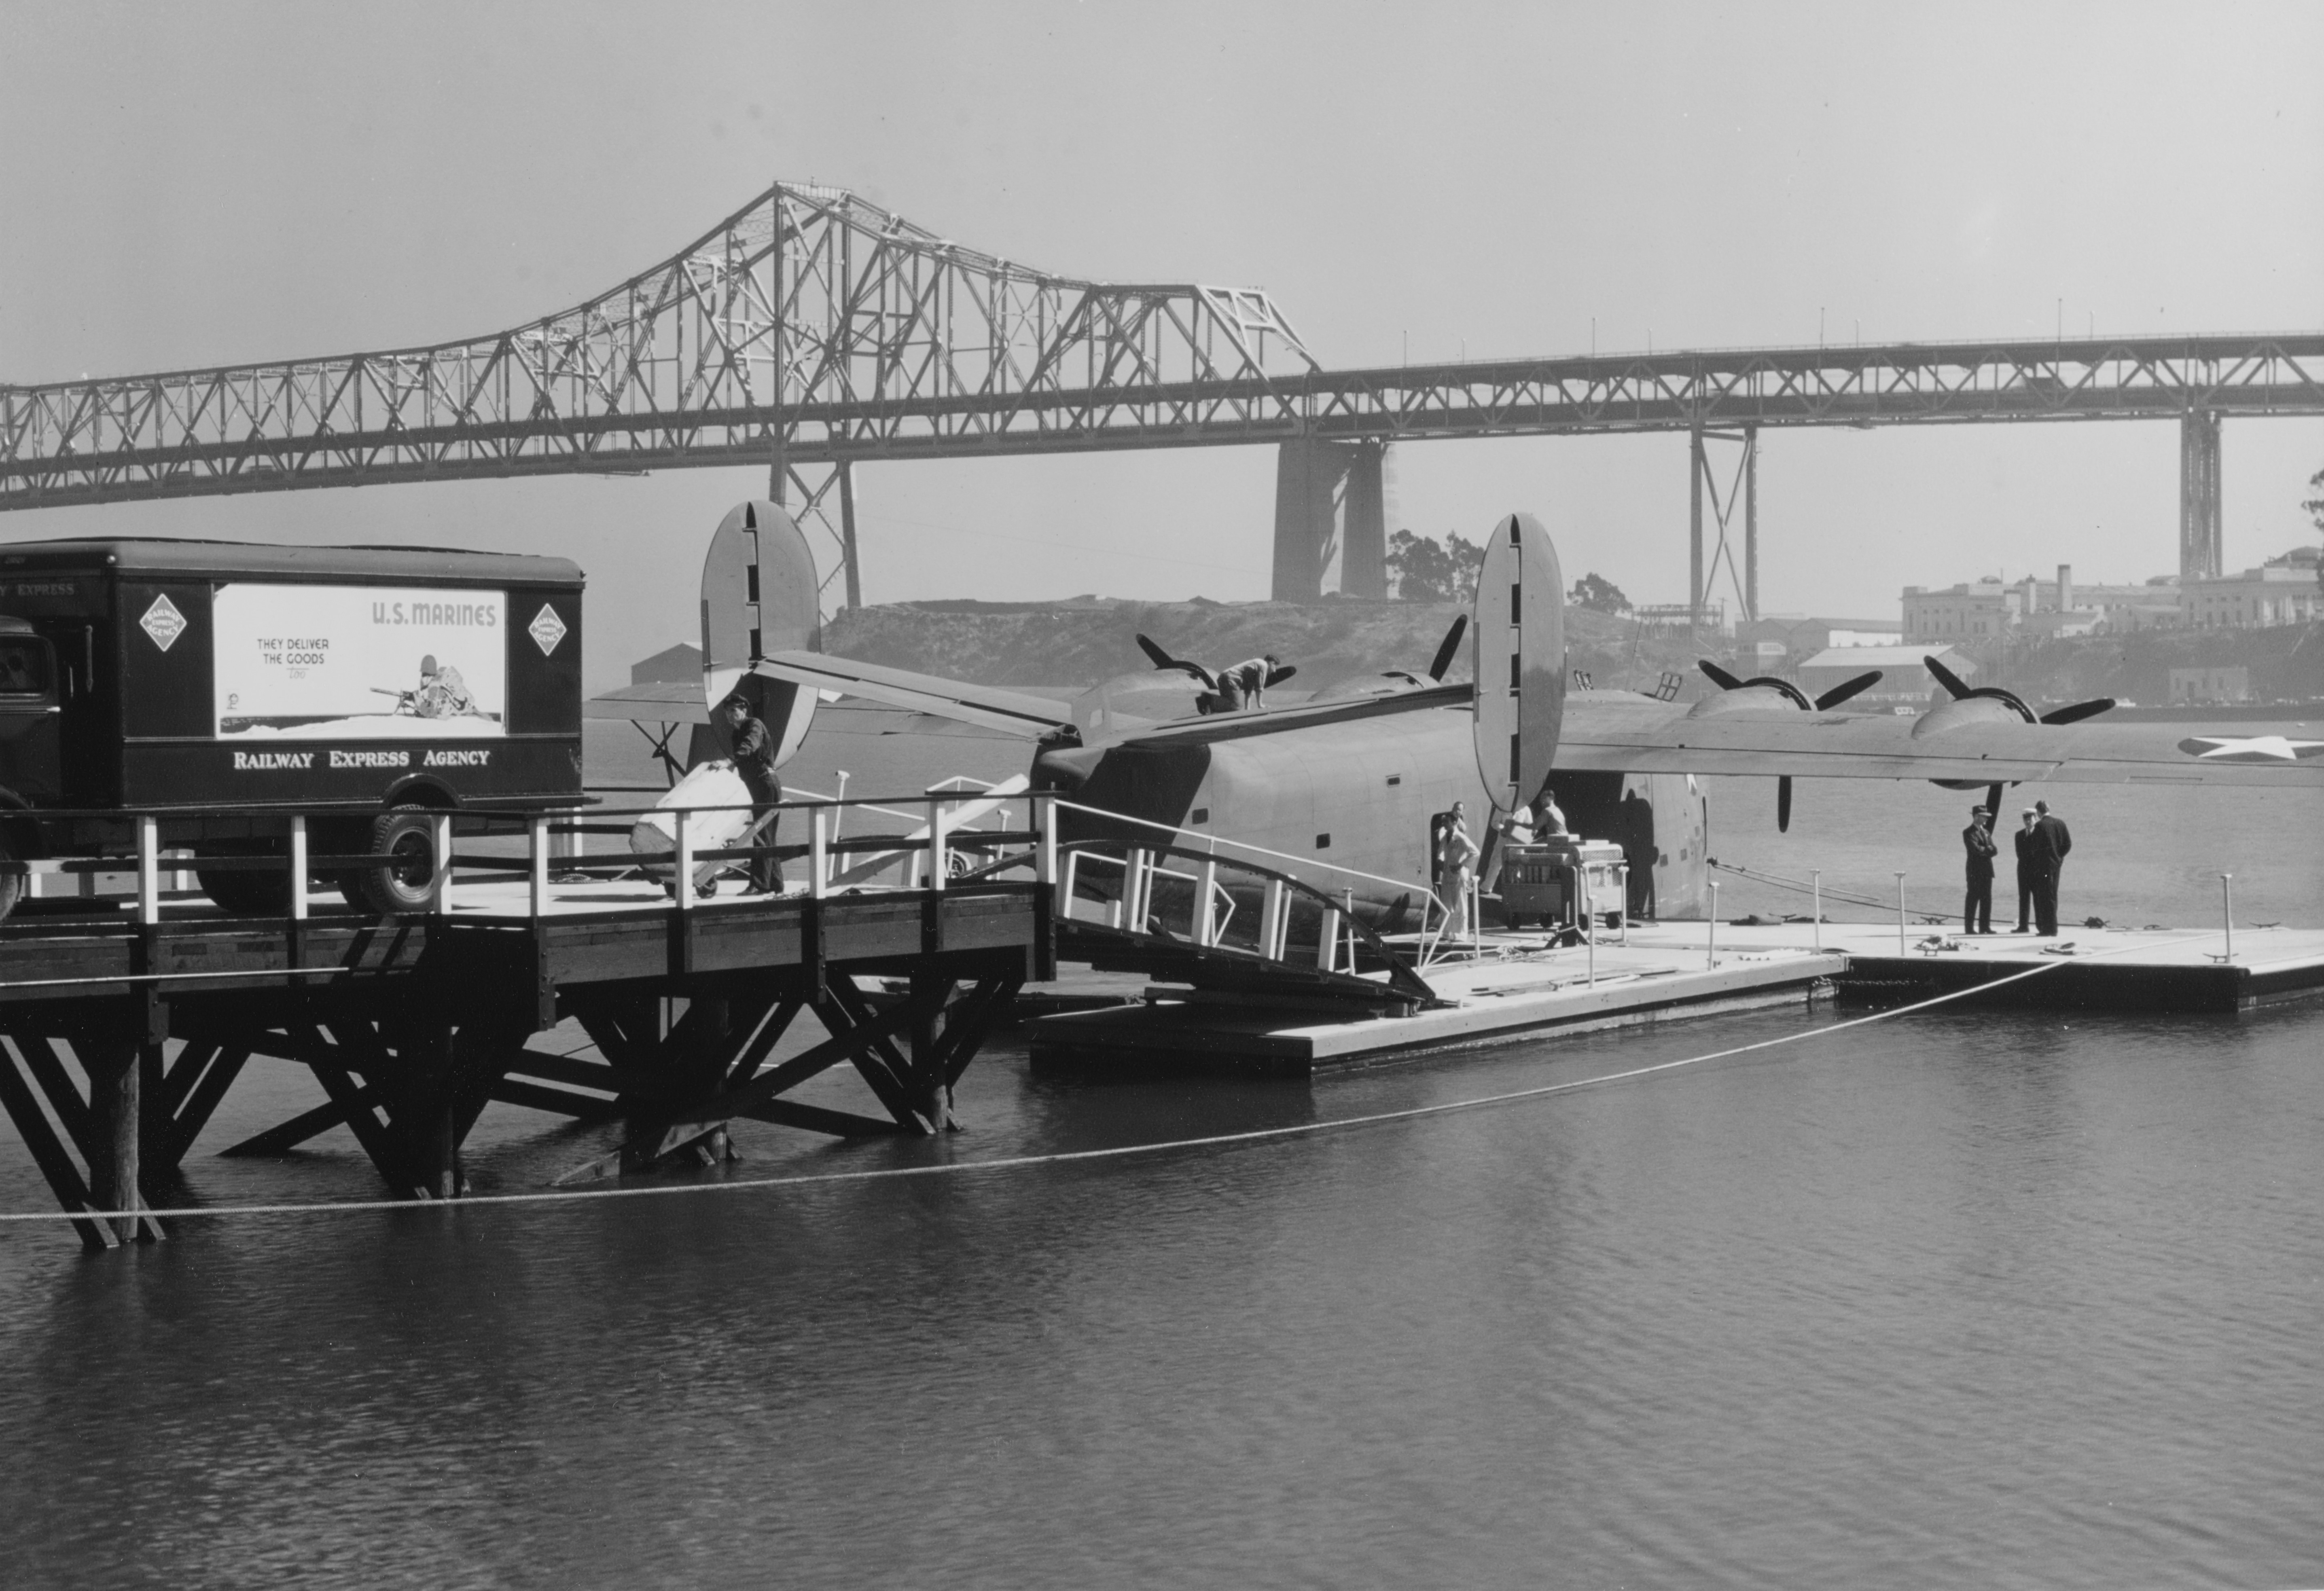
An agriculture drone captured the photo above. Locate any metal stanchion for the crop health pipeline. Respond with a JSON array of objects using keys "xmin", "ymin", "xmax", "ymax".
[
  {"xmin": 1811, "ymin": 868, "xmax": 1822, "ymax": 951},
  {"xmin": 1894, "ymin": 872, "xmax": 1907, "ymax": 954},
  {"xmin": 2221, "ymin": 872, "xmax": 2234, "ymax": 962},
  {"xmin": 289, "ymin": 815, "xmax": 310, "ymax": 922},
  {"xmin": 1706, "ymin": 879, "xmax": 1719, "ymax": 969}
]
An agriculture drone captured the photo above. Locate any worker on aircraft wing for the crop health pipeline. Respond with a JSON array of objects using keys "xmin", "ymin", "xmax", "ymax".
[{"xmin": 1212, "ymin": 654, "xmax": 1282, "ymax": 712}]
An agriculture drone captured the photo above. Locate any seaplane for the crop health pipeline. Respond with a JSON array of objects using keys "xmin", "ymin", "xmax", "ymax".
[{"xmin": 587, "ymin": 501, "xmax": 2324, "ymax": 927}]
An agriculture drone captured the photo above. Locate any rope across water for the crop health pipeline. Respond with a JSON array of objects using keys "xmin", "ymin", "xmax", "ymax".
[{"xmin": 0, "ymin": 935, "xmax": 2210, "ymax": 1228}]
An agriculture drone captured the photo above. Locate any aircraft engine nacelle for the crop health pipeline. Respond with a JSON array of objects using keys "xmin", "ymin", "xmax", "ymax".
[
  {"xmin": 1912, "ymin": 693, "xmax": 2032, "ymax": 791},
  {"xmin": 1470, "ymin": 512, "xmax": 1566, "ymax": 817}
]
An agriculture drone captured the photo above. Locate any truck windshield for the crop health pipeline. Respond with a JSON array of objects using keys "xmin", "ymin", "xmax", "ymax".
[{"xmin": 0, "ymin": 638, "xmax": 51, "ymax": 696}]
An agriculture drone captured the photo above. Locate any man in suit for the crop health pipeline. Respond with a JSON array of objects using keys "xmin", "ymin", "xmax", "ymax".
[
  {"xmin": 2033, "ymin": 798, "xmax": 2072, "ymax": 934},
  {"xmin": 1962, "ymin": 804, "xmax": 1997, "ymax": 934},
  {"xmin": 2011, "ymin": 807, "xmax": 2042, "ymax": 933}
]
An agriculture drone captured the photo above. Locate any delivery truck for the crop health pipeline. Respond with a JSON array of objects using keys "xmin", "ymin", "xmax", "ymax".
[{"xmin": 0, "ymin": 538, "xmax": 586, "ymax": 919}]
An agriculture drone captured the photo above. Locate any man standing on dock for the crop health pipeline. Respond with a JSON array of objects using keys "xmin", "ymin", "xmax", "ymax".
[
  {"xmin": 1440, "ymin": 801, "xmax": 1481, "ymax": 935},
  {"xmin": 2032, "ymin": 799, "xmax": 2072, "ymax": 935},
  {"xmin": 1962, "ymin": 805, "xmax": 1996, "ymax": 934},
  {"xmin": 2012, "ymin": 808, "xmax": 2042, "ymax": 933}
]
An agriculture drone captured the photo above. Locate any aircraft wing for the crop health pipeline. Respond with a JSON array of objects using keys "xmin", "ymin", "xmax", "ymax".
[
  {"xmin": 1558, "ymin": 697, "xmax": 2324, "ymax": 785},
  {"xmin": 751, "ymin": 650, "xmax": 1074, "ymax": 738},
  {"xmin": 585, "ymin": 682, "xmax": 713, "ymax": 725}
]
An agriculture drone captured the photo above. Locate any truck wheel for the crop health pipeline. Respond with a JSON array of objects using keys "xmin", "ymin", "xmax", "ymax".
[
  {"xmin": 196, "ymin": 845, "xmax": 295, "ymax": 916},
  {"xmin": 355, "ymin": 807, "xmax": 440, "ymax": 915},
  {"xmin": 0, "ymin": 836, "xmax": 20, "ymax": 925}
]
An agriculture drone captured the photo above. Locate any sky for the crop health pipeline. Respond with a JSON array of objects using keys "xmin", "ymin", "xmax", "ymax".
[{"xmin": 2, "ymin": 0, "xmax": 2320, "ymax": 686}]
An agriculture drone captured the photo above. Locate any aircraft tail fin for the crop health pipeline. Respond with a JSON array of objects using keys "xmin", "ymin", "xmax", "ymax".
[
  {"xmin": 700, "ymin": 501, "xmax": 824, "ymax": 768},
  {"xmin": 1469, "ymin": 512, "xmax": 1566, "ymax": 816}
]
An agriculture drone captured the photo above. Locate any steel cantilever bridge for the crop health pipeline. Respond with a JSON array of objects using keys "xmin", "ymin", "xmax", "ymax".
[{"xmin": 4, "ymin": 179, "xmax": 2320, "ymax": 619}]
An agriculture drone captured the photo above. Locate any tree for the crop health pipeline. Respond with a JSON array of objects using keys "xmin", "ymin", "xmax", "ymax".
[
  {"xmin": 1570, "ymin": 571, "xmax": 1630, "ymax": 614},
  {"xmin": 1388, "ymin": 529, "xmax": 1485, "ymax": 603}
]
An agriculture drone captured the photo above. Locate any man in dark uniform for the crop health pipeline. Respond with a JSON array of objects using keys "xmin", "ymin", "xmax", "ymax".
[
  {"xmin": 1619, "ymin": 786, "xmax": 1657, "ymax": 919},
  {"xmin": 1962, "ymin": 804, "xmax": 1996, "ymax": 934},
  {"xmin": 2011, "ymin": 807, "xmax": 2040, "ymax": 933},
  {"xmin": 722, "ymin": 691, "xmax": 783, "ymax": 893},
  {"xmin": 2032, "ymin": 798, "xmax": 2071, "ymax": 935}
]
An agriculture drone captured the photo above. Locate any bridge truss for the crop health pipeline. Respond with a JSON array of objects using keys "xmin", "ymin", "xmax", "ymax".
[{"xmin": 4, "ymin": 178, "xmax": 2321, "ymax": 605}]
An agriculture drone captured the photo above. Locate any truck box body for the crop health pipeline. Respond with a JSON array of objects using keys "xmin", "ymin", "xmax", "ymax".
[{"xmin": 0, "ymin": 539, "xmax": 584, "ymax": 830}]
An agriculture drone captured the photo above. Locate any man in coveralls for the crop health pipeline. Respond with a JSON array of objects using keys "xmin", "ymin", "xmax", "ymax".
[
  {"xmin": 1212, "ymin": 654, "xmax": 1281, "ymax": 712},
  {"xmin": 1961, "ymin": 804, "xmax": 1996, "ymax": 934},
  {"xmin": 722, "ymin": 692, "xmax": 783, "ymax": 894}
]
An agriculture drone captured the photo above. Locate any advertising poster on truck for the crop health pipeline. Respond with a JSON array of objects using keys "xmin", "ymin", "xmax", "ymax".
[{"xmin": 211, "ymin": 584, "xmax": 508, "ymax": 740}]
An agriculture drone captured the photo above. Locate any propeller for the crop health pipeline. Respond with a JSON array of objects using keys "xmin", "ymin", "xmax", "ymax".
[
  {"xmin": 1264, "ymin": 664, "xmax": 1297, "ymax": 688},
  {"xmin": 1812, "ymin": 671, "xmax": 1883, "ymax": 710},
  {"xmin": 1134, "ymin": 634, "xmax": 1215, "ymax": 690},
  {"xmin": 1427, "ymin": 615, "xmax": 1468, "ymax": 682},
  {"xmin": 1696, "ymin": 660, "xmax": 1885, "ymax": 833}
]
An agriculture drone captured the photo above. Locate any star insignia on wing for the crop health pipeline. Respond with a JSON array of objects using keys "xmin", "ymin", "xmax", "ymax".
[{"xmin": 2176, "ymin": 734, "xmax": 2324, "ymax": 763}]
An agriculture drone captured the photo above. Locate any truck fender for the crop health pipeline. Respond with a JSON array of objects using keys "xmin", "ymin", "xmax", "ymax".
[{"xmin": 380, "ymin": 774, "xmax": 459, "ymax": 810}]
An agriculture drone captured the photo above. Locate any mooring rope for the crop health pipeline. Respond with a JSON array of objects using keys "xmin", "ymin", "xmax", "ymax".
[{"xmin": 1, "ymin": 939, "xmax": 2187, "ymax": 1229}]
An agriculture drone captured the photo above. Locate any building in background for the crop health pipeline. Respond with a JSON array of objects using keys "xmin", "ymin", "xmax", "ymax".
[
  {"xmin": 2169, "ymin": 665, "xmax": 2253, "ymax": 704},
  {"xmin": 2180, "ymin": 554, "xmax": 2322, "ymax": 629},
  {"xmin": 1733, "ymin": 614, "xmax": 1901, "ymax": 671},
  {"xmin": 1796, "ymin": 644, "xmax": 1974, "ymax": 708},
  {"xmin": 1904, "ymin": 548, "xmax": 2322, "ymax": 641}
]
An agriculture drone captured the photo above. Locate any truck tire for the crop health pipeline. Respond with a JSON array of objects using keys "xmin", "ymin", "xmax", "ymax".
[
  {"xmin": 196, "ymin": 842, "xmax": 295, "ymax": 916},
  {"xmin": 354, "ymin": 806, "xmax": 439, "ymax": 915},
  {"xmin": 0, "ymin": 838, "xmax": 21, "ymax": 925}
]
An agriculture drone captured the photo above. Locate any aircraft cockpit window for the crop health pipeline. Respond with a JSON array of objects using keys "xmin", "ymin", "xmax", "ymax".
[{"xmin": 0, "ymin": 640, "xmax": 50, "ymax": 695}]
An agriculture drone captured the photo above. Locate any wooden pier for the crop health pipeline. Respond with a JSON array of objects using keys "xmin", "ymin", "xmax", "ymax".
[{"xmin": 0, "ymin": 793, "xmax": 1058, "ymax": 1250}]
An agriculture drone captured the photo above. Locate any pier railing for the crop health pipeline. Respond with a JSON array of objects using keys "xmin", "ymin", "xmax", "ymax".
[{"xmin": 2, "ymin": 789, "xmax": 1449, "ymax": 999}]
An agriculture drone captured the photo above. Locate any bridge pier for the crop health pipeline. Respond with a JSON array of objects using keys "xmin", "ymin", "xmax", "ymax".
[
  {"xmin": 1271, "ymin": 439, "xmax": 1389, "ymax": 601},
  {"xmin": 2180, "ymin": 409, "xmax": 2222, "ymax": 581}
]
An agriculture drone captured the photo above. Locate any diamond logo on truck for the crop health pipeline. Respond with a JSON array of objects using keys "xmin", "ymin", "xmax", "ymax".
[
  {"xmin": 528, "ymin": 603, "xmax": 568, "ymax": 656},
  {"xmin": 140, "ymin": 594, "xmax": 187, "ymax": 652}
]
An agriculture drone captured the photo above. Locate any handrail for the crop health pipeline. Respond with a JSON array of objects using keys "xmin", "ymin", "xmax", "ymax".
[
  {"xmin": 1048, "ymin": 798, "xmax": 1443, "ymax": 927},
  {"xmin": 1053, "ymin": 832, "xmax": 1436, "ymax": 1005}
]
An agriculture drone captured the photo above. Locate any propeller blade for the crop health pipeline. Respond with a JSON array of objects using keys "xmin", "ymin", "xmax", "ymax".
[
  {"xmin": 1428, "ymin": 615, "xmax": 1469, "ymax": 681},
  {"xmin": 1265, "ymin": 665, "xmax": 1297, "ymax": 687},
  {"xmin": 1699, "ymin": 660, "xmax": 1748, "ymax": 692},
  {"xmin": 1134, "ymin": 634, "xmax": 1176, "ymax": 671},
  {"xmin": 1985, "ymin": 782, "xmax": 2006, "ymax": 826},
  {"xmin": 1812, "ymin": 671, "xmax": 1883, "ymax": 711},
  {"xmin": 1777, "ymin": 775, "xmax": 1793, "ymax": 834},
  {"xmin": 1923, "ymin": 655, "xmax": 1973, "ymax": 700},
  {"xmin": 2039, "ymin": 697, "xmax": 2117, "ymax": 726}
]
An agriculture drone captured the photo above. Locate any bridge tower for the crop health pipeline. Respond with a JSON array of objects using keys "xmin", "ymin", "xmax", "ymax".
[
  {"xmin": 2179, "ymin": 409, "xmax": 2222, "ymax": 582},
  {"xmin": 1687, "ymin": 423, "xmax": 1759, "ymax": 640},
  {"xmin": 1271, "ymin": 438, "xmax": 1390, "ymax": 601}
]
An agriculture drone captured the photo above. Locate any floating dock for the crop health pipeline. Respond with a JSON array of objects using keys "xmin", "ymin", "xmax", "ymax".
[
  {"xmin": 1027, "ymin": 933, "xmax": 1846, "ymax": 1077},
  {"xmin": 1020, "ymin": 918, "xmax": 2324, "ymax": 1076},
  {"xmin": 1794, "ymin": 921, "xmax": 2324, "ymax": 1013}
]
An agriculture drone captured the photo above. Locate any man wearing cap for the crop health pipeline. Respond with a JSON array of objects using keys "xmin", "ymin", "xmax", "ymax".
[
  {"xmin": 1961, "ymin": 804, "xmax": 1997, "ymax": 934},
  {"xmin": 2010, "ymin": 808, "xmax": 2042, "ymax": 933}
]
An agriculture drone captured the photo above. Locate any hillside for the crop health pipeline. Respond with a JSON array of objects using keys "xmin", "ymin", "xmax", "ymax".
[{"xmin": 822, "ymin": 597, "xmax": 1726, "ymax": 696}]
